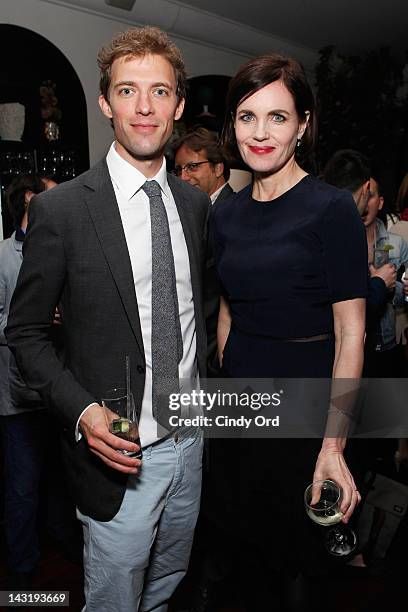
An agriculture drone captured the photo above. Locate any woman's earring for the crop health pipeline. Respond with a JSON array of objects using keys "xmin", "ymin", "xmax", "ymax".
[{"xmin": 296, "ymin": 138, "xmax": 302, "ymax": 148}]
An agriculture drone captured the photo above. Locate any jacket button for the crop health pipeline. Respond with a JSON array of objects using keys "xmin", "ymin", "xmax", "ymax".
[{"xmin": 137, "ymin": 365, "xmax": 145, "ymax": 374}]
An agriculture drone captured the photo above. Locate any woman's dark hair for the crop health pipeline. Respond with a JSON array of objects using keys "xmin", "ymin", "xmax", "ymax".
[
  {"xmin": 220, "ymin": 53, "xmax": 317, "ymax": 161},
  {"xmin": 5, "ymin": 174, "xmax": 47, "ymax": 228}
]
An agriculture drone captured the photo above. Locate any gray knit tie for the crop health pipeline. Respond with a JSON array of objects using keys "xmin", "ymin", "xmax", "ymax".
[{"xmin": 142, "ymin": 180, "xmax": 183, "ymax": 425}]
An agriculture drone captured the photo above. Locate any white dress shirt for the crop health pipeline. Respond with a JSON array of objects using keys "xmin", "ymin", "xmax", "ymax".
[{"xmin": 77, "ymin": 143, "xmax": 197, "ymax": 446}]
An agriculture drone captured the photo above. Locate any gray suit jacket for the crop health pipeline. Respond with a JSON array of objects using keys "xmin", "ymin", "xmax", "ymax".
[{"xmin": 6, "ymin": 159, "xmax": 211, "ymax": 520}]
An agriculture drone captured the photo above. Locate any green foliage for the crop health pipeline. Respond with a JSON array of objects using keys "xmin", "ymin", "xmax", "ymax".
[{"xmin": 315, "ymin": 46, "xmax": 408, "ymax": 187}]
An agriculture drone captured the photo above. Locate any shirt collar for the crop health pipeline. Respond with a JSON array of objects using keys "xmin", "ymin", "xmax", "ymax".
[
  {"xmin": 375, "ymin": 218, "xmax": 388, "ymax": 243},
  {"xmin": 210, "ymin": 182, "xmax": 227, "ymax": 204},
  {"xmin": 106, "ymin": 142, "xmax": 171, "ymax": 201},
  {"xmin": 15, "ymin": 227, "xmax": 26, "ymax": 242}
]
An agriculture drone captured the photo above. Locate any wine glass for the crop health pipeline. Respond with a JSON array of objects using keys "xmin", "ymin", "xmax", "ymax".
[
  {"xmin": 304, "ymin": 479, "xmax": 357, "ymax": 557},
  {"xmin": 102, "ymin": 387, "xmax": 142, "ymax": 459}
]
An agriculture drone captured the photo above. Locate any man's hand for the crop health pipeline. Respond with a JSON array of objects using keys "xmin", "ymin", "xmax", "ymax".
[
  {"xmin": 369, "ymin": 263, "xmax": 397, "ymax": 290},
  {"xmin": 355, "ymin": 180, "xmax": 371, "ymax": 215},
  {"xmin": 312, "ymin": 449, "xmax": 361, "ymax": 523},
  {"xmin": 79, "ymin": 403, "xmax": 141, "ymax": 474}
]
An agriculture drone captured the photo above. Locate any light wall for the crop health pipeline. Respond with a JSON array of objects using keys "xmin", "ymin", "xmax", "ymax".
[{"xmin": 1, "ymin": 0, "xmax": 317, "ymax": 164}]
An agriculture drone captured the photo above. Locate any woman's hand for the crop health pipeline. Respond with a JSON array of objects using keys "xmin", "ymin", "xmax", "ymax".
[{"xmin": 312, "ymin": 448, "xmax": 361, "ymax": 523}]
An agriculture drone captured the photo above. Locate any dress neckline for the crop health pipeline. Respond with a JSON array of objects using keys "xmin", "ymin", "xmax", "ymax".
[{"xmin": 250, "ymin": 174, "xmax": 311, "ymax": 205}]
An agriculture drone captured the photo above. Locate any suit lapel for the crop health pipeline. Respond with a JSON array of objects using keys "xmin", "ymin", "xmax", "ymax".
[
  {"xmin": 212, "ymin": 183, "xmax": 233, "ymax": 210},
  {"xmin": 82, "ymin": 161, "xmax": 144, "ymax": 358}
]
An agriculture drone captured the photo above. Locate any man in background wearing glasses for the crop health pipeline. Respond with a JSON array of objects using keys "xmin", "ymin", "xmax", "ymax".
[{"xmin": 173, "ymin": 127, "xmax": 233, "ymax": 207}]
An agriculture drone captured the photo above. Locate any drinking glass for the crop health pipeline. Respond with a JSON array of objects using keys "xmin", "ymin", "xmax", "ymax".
[
  {"xmin": 102, "ymin": 387, "xmax": 142, "ymax": 459},
  {"xmin": 304, "ymin": 479, "xmax": 357, "ymax": 557}
]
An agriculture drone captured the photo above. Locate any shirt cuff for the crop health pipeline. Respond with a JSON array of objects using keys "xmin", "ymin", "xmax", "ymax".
[{"xmin": 75, "ymin": 402, "xmax": 100, "ymax": 442}]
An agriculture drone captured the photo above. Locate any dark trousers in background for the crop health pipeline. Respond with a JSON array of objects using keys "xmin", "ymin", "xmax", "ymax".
[
  {"xmin": 0, "ymin": 410, "xmax": 46, "ymax": 574},
  {"xmin": 0, "ymin": 410, "xmax": 81, "ymax": 577}
]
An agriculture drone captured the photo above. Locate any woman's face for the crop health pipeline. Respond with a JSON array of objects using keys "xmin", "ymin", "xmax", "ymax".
[{"xmin": 234, "ymin": 80, "xmax": 308, "ymax": 175}]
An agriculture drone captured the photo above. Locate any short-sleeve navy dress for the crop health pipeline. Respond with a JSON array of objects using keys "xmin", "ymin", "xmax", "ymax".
[{"xmin": 210, "ymin": 175, "xmax": 368, "ymax": 575}]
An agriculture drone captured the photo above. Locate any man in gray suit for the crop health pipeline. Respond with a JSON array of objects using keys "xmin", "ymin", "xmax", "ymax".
[
  {"xmin": 6, "ymin": 26, "xmax": 210, "ymax": 611},
  {"xmin": 173, "ymin": 127, "xmax": 233, "ymax": 207}
]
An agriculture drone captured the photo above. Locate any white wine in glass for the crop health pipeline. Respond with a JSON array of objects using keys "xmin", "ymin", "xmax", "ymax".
[
  {"xmin": 102, "ymin": 387, "xmax": 142, "ymax": 459},
  {"xmin": 304, "ymin": 479, "xmax": 356, "ymax": 557}
]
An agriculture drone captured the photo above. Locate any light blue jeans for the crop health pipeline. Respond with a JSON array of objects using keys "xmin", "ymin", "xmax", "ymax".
[{"xmin": 77, "ymin": 429, "xmax": 203, "ymax": 612}]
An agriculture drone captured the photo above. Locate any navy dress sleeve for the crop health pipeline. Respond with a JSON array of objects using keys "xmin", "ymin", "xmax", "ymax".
[{"xmin": 320, "ymin": 190, "xmax": 368, "ymax": 304}]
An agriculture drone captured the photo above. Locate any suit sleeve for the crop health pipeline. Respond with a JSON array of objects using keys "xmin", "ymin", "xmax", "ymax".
[{"xmin": 5, "ymin": 194, "xmax": 96, "ymax": 432}]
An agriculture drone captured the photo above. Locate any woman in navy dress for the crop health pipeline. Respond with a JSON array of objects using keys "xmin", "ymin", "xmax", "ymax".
[{"xmin": 210, "ymin": 54, "xmax": 368, "ymax": 606}]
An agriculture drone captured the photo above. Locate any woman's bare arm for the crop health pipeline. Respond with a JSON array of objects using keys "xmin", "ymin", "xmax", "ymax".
[{"xmin": 312, "ymin": 297, "xmax": 365, "ymax": 522}]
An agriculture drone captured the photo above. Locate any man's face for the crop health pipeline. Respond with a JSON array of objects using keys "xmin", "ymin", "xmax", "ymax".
[
  {"xmin": 174, "ymin": 145, "xmax": 224, "ymax": 196},
  {"xmin": 361, "ymin": 178, "xmax": 384, "ymax": 227},
  {"xmin": 99, "ymin": 54, "xmax": 184, "ymax": 174}
]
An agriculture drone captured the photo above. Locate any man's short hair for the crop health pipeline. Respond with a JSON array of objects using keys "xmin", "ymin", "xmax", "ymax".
[
  {"xmin": 97, "ymin": 26, "xmax": 186, "ymax": 102},
  {"xmin": 323, "ymin": 149, "xmax": 371, "ymax": 193},
  {"xmin": 173, "ymin": 127, "xmax": 230, "ymax": 181},
  {"xmin": 6, "ymin": 174, "xmax": 47, "ymax": 228}
]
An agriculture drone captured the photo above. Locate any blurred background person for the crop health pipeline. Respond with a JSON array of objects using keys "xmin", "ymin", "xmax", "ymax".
[
  {"xmin": 0, "ymin": 174, "xmax": 56, "ymax": 589},
  {"xmin": 324, "ymin": 150, "xmax": 397, "ymax": 334},
  {"xmin": 173, "ymin": 127, "xmax": 233, "ymax": 207},
  {"xmin": 390, "ymin": 172, "xmax": 408, "ymax": 371},
  {"xmin": 390, "ymin": 172, "xmax": 408, "ymax": 242},
  {"xmin": 381, "ymin": 172, "xmax": 408, "ymax": 237},
  {"xmin": 173, "ymin": 128, "xmax": 234, "ymax": 385},
  {"xmin": 361, "ymin": 172, "xmax": 408, "ymax": 376}
]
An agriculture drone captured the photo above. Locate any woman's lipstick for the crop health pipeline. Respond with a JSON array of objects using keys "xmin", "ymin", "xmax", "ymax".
[{"xmin": 248, "ymin": 146, "xmax": 275, "ymax": 154}]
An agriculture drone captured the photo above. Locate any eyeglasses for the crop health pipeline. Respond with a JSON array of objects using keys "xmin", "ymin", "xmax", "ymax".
[{"xmin": 173, "ymin": 160, "xmax": 211, "ymax": 177}]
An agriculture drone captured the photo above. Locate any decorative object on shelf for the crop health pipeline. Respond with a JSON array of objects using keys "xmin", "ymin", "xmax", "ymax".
[
  {"xmin": 44, "ymin": 121, "xmax": 60, "ymax": 141},
  {"xmin": 40, "ymin": 80, "xmax": 62, "ymax": 141},
  {"xmin": 0, "ymin": 102, "xmax": 25, "ymax": 141}
]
